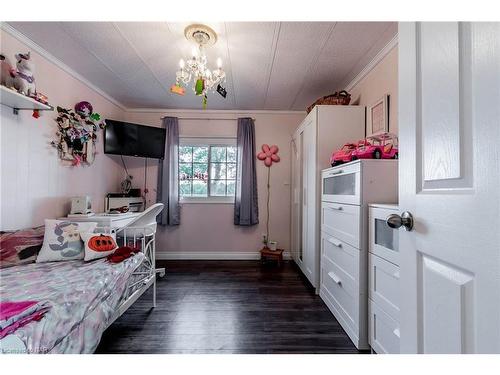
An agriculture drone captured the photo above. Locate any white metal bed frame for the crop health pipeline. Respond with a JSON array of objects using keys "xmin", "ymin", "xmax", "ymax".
[{"xmin": 103, "ymin": 226, "xmax": 165, "ymax": 330}]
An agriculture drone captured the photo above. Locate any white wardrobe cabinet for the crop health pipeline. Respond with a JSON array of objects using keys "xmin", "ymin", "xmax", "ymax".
[{"xmin": 290, "ymin": 105, "xmax": 365, "ymax": 291}]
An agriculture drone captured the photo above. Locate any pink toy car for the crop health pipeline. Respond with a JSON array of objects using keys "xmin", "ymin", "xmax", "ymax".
[
  {"xmin": 330, "ymin": 143, "xmax": 358, "ymax": 166},
  {"xmin": 351, "ymin": 132, "xmax": 398, "ymax": 160}
]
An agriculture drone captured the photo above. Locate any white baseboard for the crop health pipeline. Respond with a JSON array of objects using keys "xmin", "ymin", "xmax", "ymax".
[{"xmin": 156, "ymin": 251, "xmax": 292, "ymax": 261}]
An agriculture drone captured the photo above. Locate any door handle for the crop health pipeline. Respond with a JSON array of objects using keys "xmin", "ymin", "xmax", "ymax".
[
  {"xmin": 386, "ymin": 211, "xmax": 414, "ymax": 231},
  {"xmin": 328, "ymin": 271, "xmax": 342, "ymax": 286}
]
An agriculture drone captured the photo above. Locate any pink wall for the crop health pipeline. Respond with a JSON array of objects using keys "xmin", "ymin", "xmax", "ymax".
[
  {"xmin": 122, "ymin": 110, "xmax": 305, "ymax": 256},
  {"xmin": 348, "ymin": 46, "xmax": 399, "ymax": 134},
  {"xmin": 0, "ymin": 30, "xmax": 125, "ymax": 230}
]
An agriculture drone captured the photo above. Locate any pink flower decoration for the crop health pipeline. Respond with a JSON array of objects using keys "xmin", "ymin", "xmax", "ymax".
[
  {"xmin": 257, "ymin": 144, "xmax": 280, "ymax": 167},
  {"xmin": 72, "ymin": 154, "xmax": 82, "ymax": 167}
]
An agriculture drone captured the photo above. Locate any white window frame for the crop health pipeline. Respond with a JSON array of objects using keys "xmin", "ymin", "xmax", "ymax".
[{"xmin": 179, "ymin": 137, "xmax": 237, "ymax": 204}]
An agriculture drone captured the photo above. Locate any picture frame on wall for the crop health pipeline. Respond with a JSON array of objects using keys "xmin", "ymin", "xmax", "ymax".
[{"xmin": 367, "ymin": 94, "xmax": 389, "ymax": 135}]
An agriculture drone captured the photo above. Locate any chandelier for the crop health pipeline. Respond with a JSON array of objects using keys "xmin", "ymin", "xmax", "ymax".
[{"xmin": 171, "ymin": 24, "xmax": 226, "ymax": 108}]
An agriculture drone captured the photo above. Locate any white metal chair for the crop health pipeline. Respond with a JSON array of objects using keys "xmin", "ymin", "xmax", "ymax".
[
  {"xmin": 116, "ymin": 203, "xmax": 165, "ymax": 307},
  {"xmin": 123, "ymin": 203, "xmax": 164, "ymax": 237}
]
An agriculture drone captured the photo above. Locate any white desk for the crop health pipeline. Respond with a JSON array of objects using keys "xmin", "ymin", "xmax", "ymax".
[{"xmin": 60, "ymin": 212, "xmax": 141, "ymax": 229}]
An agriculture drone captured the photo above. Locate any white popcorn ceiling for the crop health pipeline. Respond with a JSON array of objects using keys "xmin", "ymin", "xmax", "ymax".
[{"xmin": 8, "ymin": 22, "xmax": 397, "ymax": 110}]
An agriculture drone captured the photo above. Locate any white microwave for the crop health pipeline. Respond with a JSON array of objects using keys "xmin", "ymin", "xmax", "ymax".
[{"xmin": 321, "ymin": 161, "xmax": 361, "ymax": 205}]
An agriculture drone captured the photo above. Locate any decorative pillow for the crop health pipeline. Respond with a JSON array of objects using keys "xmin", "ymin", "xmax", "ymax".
[
  {"xmin": 0, "ymin": 226, "xmax": 45, "ymax": 268},
  {"xmin": 81, "ymin": 232, "xmax": 118, "ymax": 262},
  {"xmin": 36, "ymin": 220, "xmax": 97, "ymax": 263}
]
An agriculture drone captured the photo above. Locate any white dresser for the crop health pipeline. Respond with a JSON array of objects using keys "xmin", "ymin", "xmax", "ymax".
[
  {"xmin": 319, "ymin": 160, "xmax": 398, "ymax": 350},
  {"xmin": 368, "ymin": 203, "xmax": 400, "ymax": 354}
]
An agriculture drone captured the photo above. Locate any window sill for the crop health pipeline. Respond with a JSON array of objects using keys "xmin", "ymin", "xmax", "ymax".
[{"xmin": 180, "ymin": 198, "xmax": 235, "ymax": 205}]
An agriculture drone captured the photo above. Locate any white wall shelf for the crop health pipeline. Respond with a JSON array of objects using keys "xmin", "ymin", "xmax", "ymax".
[{"xmin": 0, "ymin": 85, "xmax": 53, "ymax": 115}]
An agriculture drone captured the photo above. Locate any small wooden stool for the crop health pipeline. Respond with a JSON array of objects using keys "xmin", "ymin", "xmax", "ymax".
[{"xmin": 260, "ymin": 247, "xmax": 284, "ymax": 266}]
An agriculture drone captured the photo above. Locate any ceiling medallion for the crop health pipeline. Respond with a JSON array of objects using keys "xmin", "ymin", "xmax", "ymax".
[{"xmin": 170, "ymin": 24, "xmax": 226, "ymax": 109}]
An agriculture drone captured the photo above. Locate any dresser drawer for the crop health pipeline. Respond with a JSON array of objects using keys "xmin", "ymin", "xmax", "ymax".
[
  {"xmin": 369, "ymin": 206, "xmax": 400, "ymax": 266},
  {"xmin": 320, "ymin": 255, "xmax": 358, "ymax": 331},
  {"xmin": 321, "ymin": 202, "xmax": 360, "ymax": 248},
  {"xmin": 369, "ymin": 301, "xmax": 400, "ymax": 354},
  {"xmin": 321, "ymin": 162, "xmax": 361, "ymax": 205},
  {"xmin": 369, "ymin": 253, "xmax": 400, "ymax": 321},
  {"xmin": 321, "ymin": 232, "xmax": 359, "ymax": 282}
]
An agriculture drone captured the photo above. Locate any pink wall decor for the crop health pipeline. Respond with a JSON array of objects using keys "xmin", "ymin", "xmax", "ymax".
[
  {"xmin": 257, "ymin": 144, "xmax": 280, "ymax": 167},
  {"xmin": 257, "ymin": 143, "xmax": 280, "ymax": 248},
  {"xmin": 50, "ymin": 104, "xmax": 106, "ymax": 166}
]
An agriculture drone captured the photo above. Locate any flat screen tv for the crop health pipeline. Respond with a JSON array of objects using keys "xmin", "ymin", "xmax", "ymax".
[{"xmin": 104, "ymin": 119, "xmax": 166, "ymax": 159}]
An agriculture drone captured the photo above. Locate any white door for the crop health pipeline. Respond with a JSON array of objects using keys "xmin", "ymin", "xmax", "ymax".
[
  {"xmin": 292, "ymin": 114, "xmax": 317, "ymax": 286},
  {"xmin": 303, "ymin": 117, "xmax": 317, "ymax": 286},
  {"xmin": 290, "ymin": 131, "xmax": 301, "ymax": 264},
  {"xmin": 398, "ymin": 22, "xmax": 500, "ymax": 353}
]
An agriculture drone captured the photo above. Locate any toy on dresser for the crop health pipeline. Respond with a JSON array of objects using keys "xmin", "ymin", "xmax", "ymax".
[{"xmin": 329, "ymin": 132, "xmax": 399, "ymax": 166}]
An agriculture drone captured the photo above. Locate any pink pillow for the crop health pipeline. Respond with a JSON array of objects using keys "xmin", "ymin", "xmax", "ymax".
[{"xmin": 0, "ymin": 226, "xmax": 45, "ymax": 268}]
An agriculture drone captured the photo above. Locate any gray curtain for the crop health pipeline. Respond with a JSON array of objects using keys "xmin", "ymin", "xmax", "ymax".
[
  {"xmin": 157, "ymin": 117, "xmax": 180, "ymax": 225},
  {"xmin": 234, "ymin": 118, "xmax": 259, "ymax": 226}
]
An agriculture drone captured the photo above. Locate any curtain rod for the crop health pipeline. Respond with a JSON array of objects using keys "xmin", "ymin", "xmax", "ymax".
[{"xmin": 160, "ymin": 116, "xmax": 256, "ymax": 121}]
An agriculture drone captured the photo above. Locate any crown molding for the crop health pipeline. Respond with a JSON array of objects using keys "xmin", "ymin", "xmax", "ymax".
[
  {"xmin": 1, "ymin": 22, "xmax": 127, "ymax": 110},
  {"xmin": 344, "ymin": 34, "xmax": 399, "ymax": 92},
  {"xmin": 125, "ymin": 108, "xmax": 306, "ymax": 115}
]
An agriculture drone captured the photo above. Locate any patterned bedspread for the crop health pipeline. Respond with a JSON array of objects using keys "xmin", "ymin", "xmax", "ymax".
[{"xmin": 0, "ymin": 253, "xmax": 145, "ymax": 354}]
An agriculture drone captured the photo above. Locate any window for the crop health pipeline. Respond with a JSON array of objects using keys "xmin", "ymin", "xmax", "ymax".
[{"xmin": 179, "ymin": 138, "xmax": 237, "ymax": 203}]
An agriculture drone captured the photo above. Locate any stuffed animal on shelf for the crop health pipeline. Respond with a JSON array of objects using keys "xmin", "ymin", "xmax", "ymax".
[
  {"xmin": 0, "ymin": 53, "xmax": 12, "ymax": 87},
  {"xmin": 11, "ymin": 52, "xmax": 36, "ymax": 96}
]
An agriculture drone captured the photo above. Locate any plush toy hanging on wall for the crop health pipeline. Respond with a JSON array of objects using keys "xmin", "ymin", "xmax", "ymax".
[
  {"xmin": 257, "ymin": 144, "xmax": 280, "ymax": 248},
  {"xmin": 50, "ymin": 101, "xmax": 106, "ymax": 167}
]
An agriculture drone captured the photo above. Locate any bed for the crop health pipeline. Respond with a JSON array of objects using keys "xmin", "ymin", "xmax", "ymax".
[{"xmin": 0, "ymin": 226, "xmax": 160, "ymax": 354}]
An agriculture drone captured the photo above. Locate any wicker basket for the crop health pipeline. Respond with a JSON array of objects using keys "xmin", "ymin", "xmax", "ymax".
[{"xmin": 306, "ymin": 90, "xmax": 351, "ymax": 113}]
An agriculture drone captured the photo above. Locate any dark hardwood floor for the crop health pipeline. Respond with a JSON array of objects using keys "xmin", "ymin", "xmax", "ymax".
[{"xmin": 96, "ymin": 260, "xmax": 364, "ymax": 354}]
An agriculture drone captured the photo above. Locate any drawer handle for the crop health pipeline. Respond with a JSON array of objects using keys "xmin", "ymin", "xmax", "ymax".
[
  {"xmin": 327, "ymin": 238, "xmax": 343, "ymax": 248},
  {"xmin": 329, "ymin": 170, "xmax": 344, "ymax": 175},
  {"xmin": 393, "ymin": 328, "xmax": 400, "ymax": 338},
  {"xmin": 328, "ymin": 271, "xmax": 342, "ymax": 286},
  {"xmin": 328, "ymin": 205, "xmax": 343, "ymax": 211}
]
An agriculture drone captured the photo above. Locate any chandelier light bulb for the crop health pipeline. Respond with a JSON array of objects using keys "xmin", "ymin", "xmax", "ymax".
[
  {"xmin": 192, "ymin": 46, "xmax": 198, "ymax": 58},
  {"xmin": 179, "ymin": 59, "xmax": 185, "ymax": 69},
  {"xmin": 217, "ymin": 58, "xmax": 223, "ymax": 68}
]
